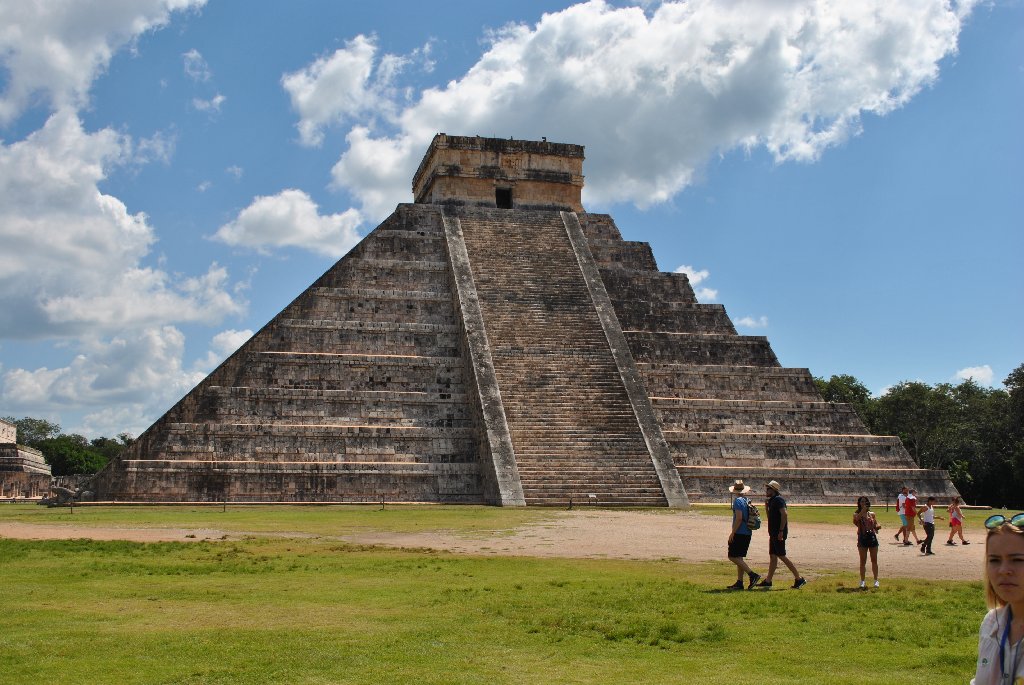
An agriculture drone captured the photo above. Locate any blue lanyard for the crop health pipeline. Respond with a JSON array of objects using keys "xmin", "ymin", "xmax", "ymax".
[{"xmin": 1002, "ymin": 607, "xmax": 1017, "ymax": 683}]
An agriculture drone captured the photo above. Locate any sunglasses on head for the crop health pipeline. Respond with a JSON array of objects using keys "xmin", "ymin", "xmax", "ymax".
[{"xmin": 985, "ymin": 513, "xmax": 1024, "ymax": 529}]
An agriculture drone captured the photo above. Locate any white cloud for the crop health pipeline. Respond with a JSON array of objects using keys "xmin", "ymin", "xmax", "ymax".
[
  {"xmin": 0, "ymin": 326, "xmax": 220, "ymax": 437},
  {"xmin": 213, "ymin": 189, "xmax": 363, "ymax": 258},
  {"xmin": 0, "ymin": 326, "xmax": 204, "ymax": 411},
  {"xmin": 192, "ymin": 93, "xmax": 225, "ymax": 113},
  {"xmin": 955, "ymin": 365, "xmax": 994, "ymax": 386},
  {"xmin": 183, "ymin": 48, "xmax": 211, "ymax": 82},
  {"xmin": 193, "ymin": 328, "xmax": 253, "ymax": 372},
  {"xmin": 282, "ymin": 35, "xmax": 433, "ymax": 147},
  {"xmin": 282, "ymin": 35, "xmax": 385, "ymax": 147},
  {"xmin": 674, "ymin": 264, "xmax": 709, "ymax": 285},
  {"xmin": 315, "ymin": 0, "xmax": 975, "ymax": 221},
  {"xmin": 0, "ymin": 0, "xmax": 208, "ymax": 125},
  {"xmin": 733, "ymin": 315, "xmax": 769, "ymax": 329},
  {"xmin": 226, "ymin": 165, "xmax": 243, "ymax": 179},
  {"xmin": 0, "ymin": 110, "xmax": 244, "ymax": 338},
  {"xmin": 694, "ymin": 287, "xmax": 718, "ymax": 303},
  {"xmin": 674, "ymin": 264, "xmax": 717, "ymax": 302},
  {"xmin": 197, "ymin": 180, "xmax": 212, "ymax": 192}
]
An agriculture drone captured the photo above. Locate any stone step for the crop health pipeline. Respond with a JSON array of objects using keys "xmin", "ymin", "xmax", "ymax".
[
  {"xmin": 614, "ymin": 302, "xmax": 736, "ymax": 334},
  {"xmin": 653, "ymin": 398, "xmax": 867, "ymax": 434},
  {"xmin": 637, "ymin": 363, "xmax": 820, "ymax": 401},
  {"xmin": 599, "ymin": 268, "xmax": 698, "ymax": 304},
  {"xmin": 626, "ymin": 331, "xmax": 780, "ymax": 365}
]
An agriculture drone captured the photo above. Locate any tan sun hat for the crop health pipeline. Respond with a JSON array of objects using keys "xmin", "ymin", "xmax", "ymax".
[
  {"xmin": 728, "ymin": 479, "xmax": 751, "ymax": 495},
  {"xmin": 766, "ymin": 480, "xmax": 782, "ymax": 494}
]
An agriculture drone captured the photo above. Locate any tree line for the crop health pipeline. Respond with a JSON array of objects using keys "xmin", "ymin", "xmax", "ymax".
[
  {"xmin": 815, "ymin": 363, "xmax": 1024, "ymax": 508},
  {"xmin": 2, "ymin": 416, "xmax": 133, "ymax": 476}
]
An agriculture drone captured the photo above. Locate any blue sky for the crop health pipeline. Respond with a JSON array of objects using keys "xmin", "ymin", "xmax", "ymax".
[{"xmin": 0, "ymin": 0, "xmax": 1020, "ymax": 439}]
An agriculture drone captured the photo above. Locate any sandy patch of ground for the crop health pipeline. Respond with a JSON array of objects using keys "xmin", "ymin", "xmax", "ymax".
[{"xmin": 0, "ymin": 510, "xmax": 981, "ymax": 582}]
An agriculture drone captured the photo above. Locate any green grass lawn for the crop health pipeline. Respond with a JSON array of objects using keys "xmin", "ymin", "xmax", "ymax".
[{"xmin": 0, "ymin": 504, "xmax": 983, "ymax": 683}]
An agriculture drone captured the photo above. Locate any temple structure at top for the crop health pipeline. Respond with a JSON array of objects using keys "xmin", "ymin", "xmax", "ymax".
[{"xmin": 91, "ymin": 134, "xmax": 958, "ymax": 505}]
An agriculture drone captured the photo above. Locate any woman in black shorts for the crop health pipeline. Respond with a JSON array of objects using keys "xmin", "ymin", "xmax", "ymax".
[{"xmin": 854, "ymin": 496, "xmax": 881, "ymax": 589}]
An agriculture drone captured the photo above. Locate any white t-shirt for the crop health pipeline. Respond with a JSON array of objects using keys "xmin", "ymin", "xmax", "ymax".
[
  {"xmin": 920, "ymin": 505, "xmax": 935, "ymax": 524},
  {"xmin": 897, "ymin": 493, "xmax": 907, "ymax": 515}
]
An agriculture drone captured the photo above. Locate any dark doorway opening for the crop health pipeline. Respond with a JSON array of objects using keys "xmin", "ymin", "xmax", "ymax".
[{"xmin": 495, "ymin": 188, "xmax": 513, "ymax": 209}]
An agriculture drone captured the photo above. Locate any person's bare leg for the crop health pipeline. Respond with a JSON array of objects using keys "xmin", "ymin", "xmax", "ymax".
[
  {"xmin": 869, "ymin": 546, "xmax": 879, "ymax": 581},
  {"xmin": 779, "ymin": 555, "xmax": 800, "ymax": 580},
  {"xmin": 764, "ymin": 555, "xmax": 779, "ymax": 582},
  {"xmin": 730, "ymin": 557, "xmax": 753, "ymax": 582},
  {"xmin": 858, "ymin": 546, "xmax": 868, "ymax": 582}
]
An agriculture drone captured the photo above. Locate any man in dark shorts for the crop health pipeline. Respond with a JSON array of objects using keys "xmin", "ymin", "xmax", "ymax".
[
  {"xmin": 726, "ymin": 479, "xmax": 761, "ymax": 590},
  {"xmin": 755, "ymin": 479, "xmax": 807, "ymax": 589}
]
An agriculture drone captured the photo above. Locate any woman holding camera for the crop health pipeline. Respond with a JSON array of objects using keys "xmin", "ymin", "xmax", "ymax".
[{"xmin": 853, "ymin": 496, "xmax": 881, "ymax": 589}]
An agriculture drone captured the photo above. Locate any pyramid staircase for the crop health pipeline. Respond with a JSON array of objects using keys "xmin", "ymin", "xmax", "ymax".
[{"xmin": 447, "ymin": 207, "xmax": 679, "ymax": 506}]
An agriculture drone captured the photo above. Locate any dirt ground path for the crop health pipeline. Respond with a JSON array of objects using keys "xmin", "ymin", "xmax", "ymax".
[{"xmin": 0, "ymin": 509, "xmax": 982, "ymax": 582}]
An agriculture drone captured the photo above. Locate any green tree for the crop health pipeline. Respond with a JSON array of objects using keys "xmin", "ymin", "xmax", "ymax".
[
  {"xmin": 814, "ymin": 374, "xmax": 872, "ymax": 424},
  {"xmin": 37, "ymin": 434, "xmax": 109, "ymax": 476}
]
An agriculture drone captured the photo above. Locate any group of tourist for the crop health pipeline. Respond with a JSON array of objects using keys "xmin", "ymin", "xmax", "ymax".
[
  {"xmin": 725, "ymin": 481, "xmax": 971, "ymax": 592},
  {"xmin": 895, "ymin": 486, "xmax": 969, "ymax": 551}
]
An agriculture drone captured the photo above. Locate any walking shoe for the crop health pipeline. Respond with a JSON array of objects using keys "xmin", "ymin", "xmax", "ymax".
[
  {"xmin": 894, "ymin": 533, "xmax": 901, "ymax": 541},
  {"xmin": 920, "ymin": 542, "xmax": 926, "ymax": 553},
  {"xmin": 903, "ymin": 541, "xmax": 913, "ymax": 546},
  {"xmin": 747, "ymin": 572, "xmax": 761, "ymax": 590},
  {"xmin": 858, "ymin": 580, "xmax": 866, "ymax": 589},
  {"xmin": 756, "ymin": 579, "xmax": 773, "ymax": 589},
  {"xmin": 873, "ymin": 580, "xmax": 880, "ymax": 588},
  {"xmin": 726, "ymin": 581, "xmax": 744, "ymax": 590},
  {"xmin": 946, "ymin": 541, "xmax": 957, "ymax": 546},
  {"xmin": 926, "ymin": 551, "xmax": 935, "ymax": 555},
  {"xmin": 793, "ymin": 577, "xmax": 807, "ymax": 589},
  {"xmin": 962, "ymin": 541, "xmax": 971, "ymax": 545}
]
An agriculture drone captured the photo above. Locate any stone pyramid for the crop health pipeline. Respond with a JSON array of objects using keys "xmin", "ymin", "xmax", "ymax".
[{"xmin": 92, "ymin": 134, "xmax": 958, "ymax": 505}]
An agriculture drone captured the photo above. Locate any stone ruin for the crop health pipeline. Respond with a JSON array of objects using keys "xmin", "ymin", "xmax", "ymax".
[
  {"xmin": 1, "ymin": 418, "xmax": 52, "ymax": 499},
  {"xmin": 91, "ymin": 134, "xmax": 959, "ymax": 505}
]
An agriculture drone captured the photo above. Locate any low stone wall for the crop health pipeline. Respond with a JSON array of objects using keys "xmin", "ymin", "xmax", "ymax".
[{"xmin": 681, "ymin": 466, "xmax": 960, "ymax": 505}]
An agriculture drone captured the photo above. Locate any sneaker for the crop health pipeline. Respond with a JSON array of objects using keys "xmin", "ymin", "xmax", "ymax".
[
  {"xmin": 858, "ymin": 580, "xmax": 866, "ymax": 589},
  {"xmin": 926, "ymin": 551, "xmax": 936, "ymax": 556},
  {"xmin": 946, "ymin": 541, "xmax": 957, "ymax": 546},
  {"xmin": 962, "ymin": 541, "xmax": 971, "ymax": 545},
  {"xmin": 747, "ymin": 572, "xmax": 761, "ymax": 590},
  {"xmin": 756, "ymin": 579, "xmax": 773, "ymax": 589},
  {"xmin": 893, "ymin": 533, "xmax": 901, "ymax": 541},
  {"xmin": 920, "ymin": 543, "xmax": 926, "ymax": 553},
  {"xmin": 903, "ymin": 541, "xmax": 913, "ymax": 546},
  {"xmin": 873, "ymin": 580, "xmax": 880, "ymax": 588},
  {"xmin": 793, "ymin": 577, "xmax": 807, "ymax": 589},
  {"xmin": 726, "ymin": 581, "xmax": 744, "ymax": 590}
]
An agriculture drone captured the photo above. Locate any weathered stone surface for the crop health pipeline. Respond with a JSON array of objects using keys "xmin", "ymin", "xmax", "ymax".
[
  {"xmin": 0, "ymin": 418, "xmax": 51, "ymax": 498},
  {"xmin": 90, "ymin": 135, "xmax": 957, "ymax": 505}
]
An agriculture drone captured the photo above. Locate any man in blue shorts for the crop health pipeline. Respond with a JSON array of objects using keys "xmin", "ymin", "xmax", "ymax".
[
  {"xmin": 755, "ymin": 480, "xmax": 806, "ymax": 589},
  {"xmin": 726, "ymin": 479, "xmax": 761, "ymax": 590}
]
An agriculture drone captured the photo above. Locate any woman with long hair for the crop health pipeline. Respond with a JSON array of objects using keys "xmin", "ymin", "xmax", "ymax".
[
  {"xmin": 853, "ymin": 496, "xmax": 881, "ymax": 589},
  {"xmin": 972, "ymin": 513, "xmax": 1024, "ymax": 684}
]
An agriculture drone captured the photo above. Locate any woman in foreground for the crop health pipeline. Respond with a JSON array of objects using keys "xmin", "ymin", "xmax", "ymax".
[{"xmin": 973, "ymin": 513, "xmax": 1024, "ymax": 684}]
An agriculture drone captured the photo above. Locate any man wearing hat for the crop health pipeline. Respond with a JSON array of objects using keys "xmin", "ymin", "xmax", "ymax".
[
  {"xmin": 726, "ymin": 479, "xmax": 762, "ymax": 590},
  {"xmin": 755, "ymin": 480, "xmax": 807, "ymax": 589}
]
